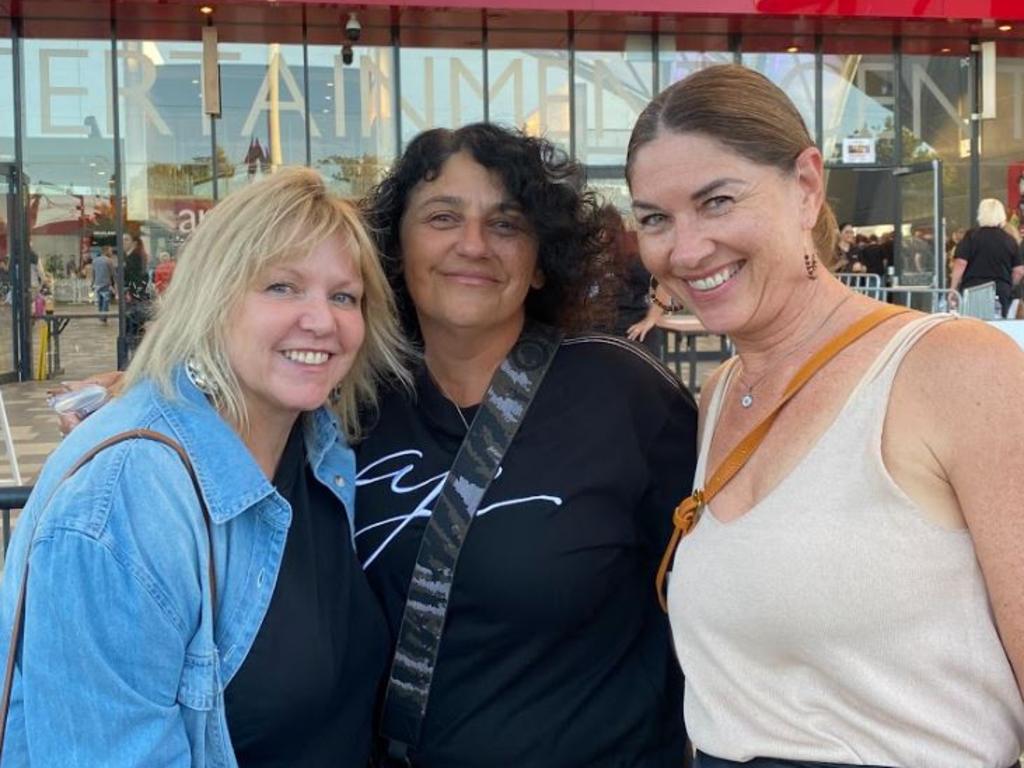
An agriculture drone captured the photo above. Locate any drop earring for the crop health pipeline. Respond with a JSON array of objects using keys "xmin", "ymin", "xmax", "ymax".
[{"xmin": 803, "ymin": 251, "xmax": 818, "ymax": 280}]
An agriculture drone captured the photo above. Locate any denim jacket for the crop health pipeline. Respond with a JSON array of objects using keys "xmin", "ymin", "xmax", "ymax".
[{"xmin": 0, "ymin": 368, "xmax": 357, "ymax": 767}]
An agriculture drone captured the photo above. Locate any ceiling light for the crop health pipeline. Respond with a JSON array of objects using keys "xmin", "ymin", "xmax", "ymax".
[
  {"xmin": 199, "ymin": 5, "xmax": 214, "ymax": 15},
  {"xmin": 998, "ymin": 24, "xmax": 1012, "ymax": 31},
  {"xmin": 940, "ymin": 47, "xmax": 951, "ymax": 53},
  {"xmin": 786, "ymin": 45, "xmax": 799, "ymax": 53}
]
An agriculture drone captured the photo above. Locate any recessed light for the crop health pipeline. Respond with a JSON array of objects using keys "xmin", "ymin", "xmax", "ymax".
[
  {"xmin": 191, "ymin": 79, "xmax": 199, "ymax": 84},
  {"xmin": 326, "ymin": 82, "xmax": 333, "ymax": 87},
  {"xmin": 786, "ymin": 45, "xmax": 799, "ymax": 53},
  {"xmin": 998, "ymin": 24, "xmax": 1012, "ymax": 31},
  {"xmin": 199, "ymin": 5, "xmax": 214, "ymax": 15},
  {"xmin": 325, "ymin": 95, "xmax": 332, "ymax": 100},
  {"xmin": 940, "ymin": 47, "xmax": 951, "ymax": 53}
]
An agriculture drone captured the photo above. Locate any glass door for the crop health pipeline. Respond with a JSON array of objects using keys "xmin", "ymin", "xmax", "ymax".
[
  {"xmin": 0, "ymin": 164, "xmax": 25, "ymax": 383},
  {"xmin": 893, "ymin": 159, "xmax": 943, "ymax": 290}
]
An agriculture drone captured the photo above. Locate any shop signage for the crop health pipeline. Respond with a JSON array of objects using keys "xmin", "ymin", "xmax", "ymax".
[{"xmin": 842, "ymin": 137, "xmax": 876, "ymax": 164}]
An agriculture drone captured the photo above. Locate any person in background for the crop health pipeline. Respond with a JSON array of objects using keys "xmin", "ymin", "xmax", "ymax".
[
  {"xmin": 122, "ymin": 233, "xmax": 152, "ymax": 347},
  {"xmin": 949, "ymin": 198, "xmax": 1024, "ymax": 317},
  {"xmin": 154, "ymin": 250, "xmax": 176, "ymax": 295},
  {"xmin": 628, "ymin": 63, "xmax": 1024, "ymax": 768},
  {"xmin": 594, "ymin": 202, "xmax": 666, "ymax": 355},
  {"xmin": 358, "ymin": 122, "xmax": 697, "ymax": 767},
  {"xmin": 0, "ymin": 168, "xmax": 410, "ymax": 767},
  {"xmin": 92, "ymin": 245, "xmax": 115, "ymax": 320},
  {"xmin": 833, "ymin": 222, "xmax": 863, "ymax": 272}
]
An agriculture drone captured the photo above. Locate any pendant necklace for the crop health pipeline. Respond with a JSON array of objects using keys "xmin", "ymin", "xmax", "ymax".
[
  {"xmin": 432, "ymin": 373, "xmax": 471, "ymax": 432},
  {"xmin": 736, "ymin": 293, "xmax": 854, "ymax": 409}
]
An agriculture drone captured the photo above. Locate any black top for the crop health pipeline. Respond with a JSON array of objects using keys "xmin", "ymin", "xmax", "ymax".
[
  {"xmin": 354, "ymin": 336, "xmax": 698, "ymax": 768},
  {"xmin": 955, "ymin": 226, "xmax": 1023, "ymax": 293},
  {"xmin": 226, "ymin": 422, "xmax": 390, "ymax": 768}
]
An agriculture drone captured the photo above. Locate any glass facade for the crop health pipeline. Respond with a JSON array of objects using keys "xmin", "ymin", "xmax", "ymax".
[{"xmin": 0, "ymin": 4, "xmax": 1018, "ymax": 377}]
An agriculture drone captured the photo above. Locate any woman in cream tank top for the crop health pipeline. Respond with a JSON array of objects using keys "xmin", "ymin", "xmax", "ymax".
[{"xmin": 626, "ymin": 65, "xmax": 1024, "ymax": 767}]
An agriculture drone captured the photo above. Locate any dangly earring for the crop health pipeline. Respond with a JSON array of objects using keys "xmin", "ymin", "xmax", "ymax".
[{"xmin": 803, "ymin": 251, "xmax": 818, "ymax": 280}]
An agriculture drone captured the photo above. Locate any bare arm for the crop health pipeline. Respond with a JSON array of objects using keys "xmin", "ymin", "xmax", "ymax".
[
  {"xmin": 913, "ymin": 321, "xmax": 1024, "ymax": 693},
  {"xmin": 1012, "ymin": 265, "xmax": 1024, "ymax": 286},
  {"xmin": 949, "ymin": 258, "xmax": 968, "ymax": 292}
]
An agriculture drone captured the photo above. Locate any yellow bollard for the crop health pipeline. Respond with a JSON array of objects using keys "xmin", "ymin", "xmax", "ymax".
[{"xmin": 35, "ymin": 320, "xmax": 50, "ymax": 381}]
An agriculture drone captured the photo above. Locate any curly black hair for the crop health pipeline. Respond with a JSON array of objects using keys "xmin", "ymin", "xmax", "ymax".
[{"xmin": 361, "ymin": 123, "xmax": 606, "ymax": 340}]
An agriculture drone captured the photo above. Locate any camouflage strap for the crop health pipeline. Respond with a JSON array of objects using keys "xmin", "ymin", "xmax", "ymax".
[{"xmin": 380, "ymin": 321, "xmax": 563, "ymax": 764}]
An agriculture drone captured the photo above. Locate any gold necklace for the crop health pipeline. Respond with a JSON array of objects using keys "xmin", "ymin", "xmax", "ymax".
[{"xmin": 735, "ymin": 293, "xmax": 854, "ymax": 409}]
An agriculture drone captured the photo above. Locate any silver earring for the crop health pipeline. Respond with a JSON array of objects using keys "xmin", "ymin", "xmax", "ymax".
[{"xmin": 185, "ymin": 359, "xmax": 217, "ymax": 397}]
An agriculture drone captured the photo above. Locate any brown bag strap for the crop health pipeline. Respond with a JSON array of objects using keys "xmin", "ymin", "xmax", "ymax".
[
  {"xmin": 0, "ymin": 428, "xmax": 216, "ymax": 753},
  {"xmin": 655, "ymin": 304, "xmax": 909, "ymax": 611}
]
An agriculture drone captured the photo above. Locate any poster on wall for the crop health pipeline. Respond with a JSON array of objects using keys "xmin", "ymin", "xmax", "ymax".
[
  {"xmin": 842, "ymin": 137, "xmax": 877, "ymax": 164},
  {"xmin": 1009, "ymin": 162, "xmax": 1024, "ymax": 234}
]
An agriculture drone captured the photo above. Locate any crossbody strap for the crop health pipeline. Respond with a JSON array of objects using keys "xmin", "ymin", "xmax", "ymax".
[
  {"xmin": 655, "ymin": 304, "xmax": 909, "ymax": 611},
  {"xmin": 380, "ymin": 321, "xmax": 563, "ymax": 764},
  {"xmin": 0, "ymin": 428, "xmax": 216, "ymax": 753}
]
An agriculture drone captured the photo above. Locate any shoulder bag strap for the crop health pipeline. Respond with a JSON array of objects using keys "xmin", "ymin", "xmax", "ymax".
[
  {"xmin": 655, "ymin": 304, "xmax": 909, "ymax": 611},
  {"xmin": 380, "ymin": 320, "xmax": 563, "ymax": 764},
  {"xmin": 0, "ymin": 428, "xmax": 215, "ymax": 754}
]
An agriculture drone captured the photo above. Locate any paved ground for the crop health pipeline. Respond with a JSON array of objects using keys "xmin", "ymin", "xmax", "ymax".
[{"xmin": 0, "ymin": 311, "xmax": 119, "ymax": 485}]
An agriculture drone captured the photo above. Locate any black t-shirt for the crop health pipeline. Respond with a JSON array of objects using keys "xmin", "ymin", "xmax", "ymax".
[
  {"xmin": 226, "ymin": 422, "xmax": 390, "ymax": 768},
  {"xmin": 354, "ymin": 335, "xmax": 698, "ymax": 768},
  {"xmin": 955, "ymin": 226, "xmax": 1023, "ymax": 293}
]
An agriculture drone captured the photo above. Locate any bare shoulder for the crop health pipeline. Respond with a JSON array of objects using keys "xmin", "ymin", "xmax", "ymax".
[{"xmin": 899, "ymin": 316, "xmax": 1024, "ymax": 399}]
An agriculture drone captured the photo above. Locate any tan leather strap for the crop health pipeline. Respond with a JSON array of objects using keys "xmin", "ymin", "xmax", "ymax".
[
  {"xmin": 0, "ymin": 429, "xmax": 215, "ymax": 753},
  {"xmin": 655, "ymin": 304, "xmax": 909, "ymax": 611}
]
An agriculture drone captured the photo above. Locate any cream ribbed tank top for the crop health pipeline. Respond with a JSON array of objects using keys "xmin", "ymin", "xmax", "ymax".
[{"xmin": 668, "ymin": 314, "xmax": 1024, "ymax": 767}]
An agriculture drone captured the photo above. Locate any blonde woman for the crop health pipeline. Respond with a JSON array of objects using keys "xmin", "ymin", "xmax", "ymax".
[
  {"xmin": 0, "ymin": 168, "xmax": 409, "ymax": 767},
  {"xmin": 950, "ymin": 198, "xmax": 1024, "ymax": 317}
]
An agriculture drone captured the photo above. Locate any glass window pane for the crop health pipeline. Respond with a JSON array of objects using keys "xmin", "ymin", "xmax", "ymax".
[
  {"xmin": 117, "ymin": 40, "xmax": 213, "ymax": 267},
  {"xmin": 21, "ymin": 37, "xmax": 118, "ymax": 370},
  {"xmin": 574, "ymin": 31, "xmax": 654, "ymax": 166},
  {"xmin": 398, "ymin": 26, "xmax": 485, "ymax": 147},
  {"xmin": 740, "ymin": 43, "xmax": 816, "ymax": 140},
  {"xmin": 822, "ymin": 45, "xmax": 896, "ymax": 165},
  {"xmin": 657, "ymin": 35, "xmax": 732, "ymax": 89},
  {"xmin": 1, "ymin": 23, "xmax": 13, "ymax": 162},
  {"xmin": 307, "ymin": 42, "xmax": 397, "ymax": 199},
  {"xmin": 980, "ymin": 42, "xmax": 1024, "ymax": 237},
  {"xmin": 214, "ymin": 32, "xmax": 308, "ymax": 197},
  {"xmin": 488, "ymin": 32, "xmax": 570, "ymax": 153},
  {"xmin": 899, "ymin": 51, "xmax": 971, "ymax": 231}
]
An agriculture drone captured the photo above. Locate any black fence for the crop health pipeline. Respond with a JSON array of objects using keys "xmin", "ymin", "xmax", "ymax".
[{"xmin": 0, "ymin": 485, "xmax": 32, "ymax": 556}]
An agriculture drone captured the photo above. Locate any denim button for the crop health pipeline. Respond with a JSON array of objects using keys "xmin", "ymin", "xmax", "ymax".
[{"xmin": 334, "ymin": 475, "xmax": 345, "ymax": 487}]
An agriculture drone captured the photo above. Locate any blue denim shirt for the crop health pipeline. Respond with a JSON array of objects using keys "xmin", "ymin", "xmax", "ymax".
[{"xmin": 0, "ymin": 368, "xmax": 357, "ymax": 767}]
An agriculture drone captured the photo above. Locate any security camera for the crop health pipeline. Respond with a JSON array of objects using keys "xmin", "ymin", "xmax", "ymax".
[
  {"xmin": 345, "ymin": 12, "xmax": 361, "ymax": 42},
  {"xmin": 341, "ymin": 44, "xmax": 354, "ymax": 66}
]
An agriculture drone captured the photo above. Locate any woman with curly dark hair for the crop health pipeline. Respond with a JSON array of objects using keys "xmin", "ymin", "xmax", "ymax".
[{"xmin": 356, "ymin": 123, "xmax": 698, "ymax": 767}]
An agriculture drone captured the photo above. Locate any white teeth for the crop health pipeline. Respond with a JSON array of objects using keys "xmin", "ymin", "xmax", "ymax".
[
  {"xmin": 283, "ymin": 350, "xmax": 329, "ymax": 365},
  {"xmin": 687, "ymin": 264, "xmax": 741, "ymax": 292}
]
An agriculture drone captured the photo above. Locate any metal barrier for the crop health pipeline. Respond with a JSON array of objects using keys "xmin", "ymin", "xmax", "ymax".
[
  {"xmin": 961, "ymin": 281, "xmax": 999, "ymax": 320},
  {"xmin": 836, "ymin": 272, "xmax": 884, "ymax": 300},
  {"xmin": 0, "ymin": 485, "xmax": 32, "ymax": 558}
]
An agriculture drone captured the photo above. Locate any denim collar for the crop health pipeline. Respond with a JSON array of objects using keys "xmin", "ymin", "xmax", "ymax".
[{"xmin": 151, "ymin": 367, "xmax": 354, "ymax": 525}]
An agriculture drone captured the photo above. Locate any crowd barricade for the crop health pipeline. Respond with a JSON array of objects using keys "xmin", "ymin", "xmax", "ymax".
[
  {"xmin": 960, "ymin": 282, "xmax": 998, "ymax": 320},
  {"xmin": 835, "ymin": 272, "xmax": 884, "ymax": 300},
  {"xmin": 53, "ymin": 277, "xmax": 93, "ymax": 305}
]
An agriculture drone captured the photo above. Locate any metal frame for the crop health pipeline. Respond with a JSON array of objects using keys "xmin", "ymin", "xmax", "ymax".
[{"xmin": 0, "ymin": 163, "xmax": 24, "ymax": 385}]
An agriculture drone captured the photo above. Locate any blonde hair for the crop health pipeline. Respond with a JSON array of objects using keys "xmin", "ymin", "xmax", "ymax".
[
  {"xmin": 123, "ymin": 167, "xmax": 411, "ymax": 441},
  {"xmin": 626, "ymin": 64, "xmax": 838, "ymax": 266},
  {"xmin": 977, "ymin": 198, "xmax": 1007, "ymax": 228}
]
